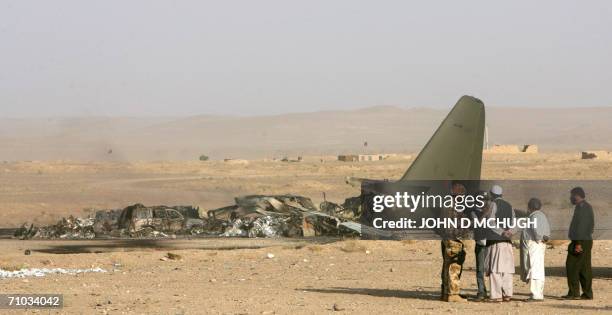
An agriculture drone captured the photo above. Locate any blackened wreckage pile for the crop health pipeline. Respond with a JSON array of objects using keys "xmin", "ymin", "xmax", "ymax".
[{"xmin": 14, "ymin": 195, "xmax": 362, "ymax": 239}]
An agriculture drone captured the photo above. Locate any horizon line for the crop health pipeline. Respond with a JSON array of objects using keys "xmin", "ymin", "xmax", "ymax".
[{"xmin": 2, "ymin": 104, "xmax": 612, "ymax": 119}]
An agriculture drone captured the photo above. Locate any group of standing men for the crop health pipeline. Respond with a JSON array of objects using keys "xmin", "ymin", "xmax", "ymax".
[{"xmin": 440, "ymin": 184, "xmax": 595, "ymax": 303}]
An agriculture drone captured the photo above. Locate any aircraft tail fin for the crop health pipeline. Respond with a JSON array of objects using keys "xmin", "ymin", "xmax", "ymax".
[{"xmin": 400, "ymin": 95, "xmax": 485, "ymax": 181}]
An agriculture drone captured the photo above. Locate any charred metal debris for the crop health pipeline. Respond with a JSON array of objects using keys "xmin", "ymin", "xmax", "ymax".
[{"xmin": 14, "ymin": 195, "xmax": 362, "ymax": 239}]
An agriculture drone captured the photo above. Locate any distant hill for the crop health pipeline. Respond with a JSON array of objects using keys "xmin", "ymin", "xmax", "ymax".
[{"xmin": 2, "ymin": 106, "xmax": 612, "ymax": 161}]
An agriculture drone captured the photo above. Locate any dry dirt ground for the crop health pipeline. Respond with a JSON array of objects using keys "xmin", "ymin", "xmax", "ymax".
[{"xmin": 1, "ymin": 153, "xmax": 612, "ymax": 314}]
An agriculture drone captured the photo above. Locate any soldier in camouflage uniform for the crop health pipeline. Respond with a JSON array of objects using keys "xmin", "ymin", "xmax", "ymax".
[{"xmin": 440, "ymin": 182, "xmax": 469, "ymax": 302}]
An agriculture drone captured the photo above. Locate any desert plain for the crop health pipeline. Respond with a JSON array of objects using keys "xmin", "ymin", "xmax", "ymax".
[{"xmin": 1, "ymin": 153, "xmax": 612, "ymax": 314}]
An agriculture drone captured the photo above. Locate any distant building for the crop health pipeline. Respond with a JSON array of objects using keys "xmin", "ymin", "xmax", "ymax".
[
  {"xmin": 281, "ymin": 156, "xmax": 302, "ymax": 162},
  {"xmin": 358, "ymin": 154, "xmax": 385, "ymax": 161},
  {"xmin": 338, "ymin": 154, "xmax": 387, "ymax": 162},
  {"xmin": 338, "ymin": 154, "xmax": 359, "ymax": 162},
  {"xmin": 581, "ymin": 151, "xmax": 611, "ymax": 160}
]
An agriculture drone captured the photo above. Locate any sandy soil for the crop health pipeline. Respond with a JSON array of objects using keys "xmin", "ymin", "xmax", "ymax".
[
  {"xmin": 1, "ymin": 239, "xmax": 611, "ymax": 314},
  {"xmin": 1, "ymin": 153, "xmax": 612, "ymax": 314}
]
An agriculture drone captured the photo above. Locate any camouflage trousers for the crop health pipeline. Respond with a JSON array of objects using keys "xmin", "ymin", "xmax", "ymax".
[{"xmin": 441, "ymin": 240, "xmax": 466, "ymax": 296}]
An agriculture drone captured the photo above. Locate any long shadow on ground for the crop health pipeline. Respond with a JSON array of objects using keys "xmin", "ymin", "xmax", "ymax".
[
  {"xmin": 299, "ymin": 287, "xmax": 441, "ymax": 301},
  {"xmin": 26, "ymin": 237, "xmax": 339, "ymax": 254}
]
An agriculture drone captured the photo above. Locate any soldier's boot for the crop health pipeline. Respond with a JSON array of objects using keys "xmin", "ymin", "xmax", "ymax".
[{"xmin": 445, "ymin": 294, "xmax": 467, "ymax": 303}]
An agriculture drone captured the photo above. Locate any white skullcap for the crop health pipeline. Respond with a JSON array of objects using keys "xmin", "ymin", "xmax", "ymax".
[{"xmin": 490, "ymin": 185, "xmax": 503, "ymax": 195}]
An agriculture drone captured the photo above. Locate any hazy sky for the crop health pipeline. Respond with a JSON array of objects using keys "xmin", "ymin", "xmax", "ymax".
[{"xmin": 1, "ymin": 1, "xmax": 611, "ymax": 117}]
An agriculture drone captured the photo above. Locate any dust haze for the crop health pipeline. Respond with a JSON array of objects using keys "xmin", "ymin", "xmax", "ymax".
[{"xmin": 3, "ymin": 106, "xmax": 612, "ymax": 161}]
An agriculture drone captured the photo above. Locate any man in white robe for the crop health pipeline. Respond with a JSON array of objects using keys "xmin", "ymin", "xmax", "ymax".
[
  {"xmin": 520, "ymin": 198, "xmax": 551, "ymax": 301},
  {"xmin": 484, "ymin": 185, "xmax": 516, "ymax": 302}
]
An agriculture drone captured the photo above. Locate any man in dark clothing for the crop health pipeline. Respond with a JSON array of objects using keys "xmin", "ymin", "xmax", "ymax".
[
  {"xmin": 468, "ymin": 192, "xmax": 489, "ymax": 301},
  {"xmin": 564, "ymin": 187, "xmax": 595, "ymax": 300}
]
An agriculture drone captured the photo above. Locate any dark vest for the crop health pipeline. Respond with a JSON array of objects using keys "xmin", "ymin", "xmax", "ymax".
[
  {"xmin": 486, "ymin": 198, "xmax": 513, "ymax": 246},
  {"xmin": 494, "ymin": 198, "xmax": 513, "ymax": 221}
]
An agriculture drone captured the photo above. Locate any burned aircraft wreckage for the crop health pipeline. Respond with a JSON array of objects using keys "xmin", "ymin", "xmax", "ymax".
[{"xmin": 15, "ymin": 195, "xmax": 363, "ymax": 240}]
